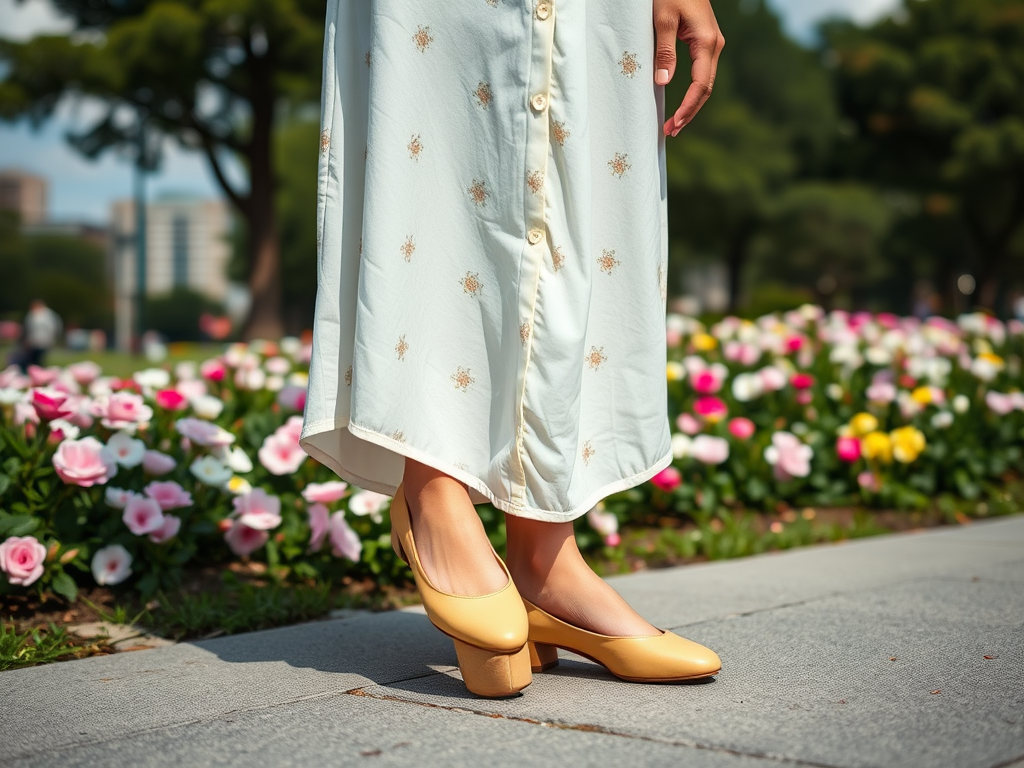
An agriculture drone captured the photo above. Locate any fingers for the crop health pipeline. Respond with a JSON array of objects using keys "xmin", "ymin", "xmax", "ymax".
[
  {"xmin": 654, "ymin": 11, "xmax": 678, "ymax": 87},
  {"xmin": 659, "ymin": 14, "xmax": 725, "ymax": 138},
  {"xmin": 667, "ymin": 37, "xmax": 719, "ymax": 135}
]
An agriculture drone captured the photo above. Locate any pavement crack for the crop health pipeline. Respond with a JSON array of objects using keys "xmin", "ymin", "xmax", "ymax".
[{"xmin": 344, "ymin": 687, "xmax": 845, "ymax": 768}]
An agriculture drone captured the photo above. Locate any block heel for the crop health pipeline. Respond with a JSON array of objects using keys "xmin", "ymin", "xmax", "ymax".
[
  {"xmin": 528, "ymin": 641, "xmax": 560, "ymax": 672},
  {"xmin": 453, "ymin": 640, "xmax": 532, "ymax": 697}
]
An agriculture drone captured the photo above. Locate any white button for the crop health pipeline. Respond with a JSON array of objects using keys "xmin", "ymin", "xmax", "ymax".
[
  {"xmin": 536, "ymin": 3, "xmax": 551, "ymax": 20},
  {"xmin": 527, "ymin": 229, "xmax": 544, "ymax": 245},
  {"xmin": 531, "ymin": 93, "xmax": 548, "ymax": 112}
]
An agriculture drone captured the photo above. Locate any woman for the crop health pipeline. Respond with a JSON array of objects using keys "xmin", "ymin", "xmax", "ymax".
[{"xmin": 300, "ymin": 0, "xmax": 725, "ymax": 697}]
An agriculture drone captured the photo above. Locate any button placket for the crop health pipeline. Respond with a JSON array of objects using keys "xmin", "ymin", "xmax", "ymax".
[{"xmin": 511, "ymin": 0, "xmax": 557, "ymax": 506}]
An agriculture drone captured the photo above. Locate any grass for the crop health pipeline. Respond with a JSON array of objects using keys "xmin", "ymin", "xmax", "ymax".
[
  {"xmin": 1, "ymin": 342, "xmax": 224, "ymax": 379},
  {"xmin": 0, "ymin": 619, "xmax": 113, "ymax": 671}
]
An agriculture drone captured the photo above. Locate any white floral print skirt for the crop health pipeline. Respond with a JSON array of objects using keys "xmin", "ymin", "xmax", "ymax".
[{"xmin": 299, "ymin": 0, "xmax": 673, "ymax": 522}]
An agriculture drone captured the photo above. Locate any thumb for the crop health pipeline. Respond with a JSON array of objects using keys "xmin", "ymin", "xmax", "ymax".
[{"xmin": 654, "ymin": 13, "xmax": 678, "ymax": 85}]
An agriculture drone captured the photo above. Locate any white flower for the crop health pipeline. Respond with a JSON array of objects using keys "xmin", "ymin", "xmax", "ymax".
[
  {"xmin": 214, "ymin": 445, "xmax": 254, "ymax": 473},
  {"xmin": 970, "ymin": 356, "xmax": 1002, "ymax": 382},
  {"xmin": 0, "ymin": 387, "xmax": 24, "ymax": 405},
  {"xmin": 287, "ymin": 371, "xmax": 309, "ymax": 388},
  {"xmin": 235, "ymin": 367, "xmax": 266, "ymax": 391},
  {"xmin": 670, "ymin": 433, "xmax": 692, "ymax": 459},
  {"xmin": 586, "ymin": 503, "xmax": 619, "ymax": 537},
  {"xmin": 225, "ymin": 476, "xmax": 253, "ymax": 495},
  {"xmin": 280, "ymin": 336, "xmax": 302, "ymax": 357},
  {"xmin": 174, "ymin": 360, "xmax": 198, "ymax": 380},
  {"xmin": 931, "ymin": 411, "xmax": 954, "ymax": 429},
  {"xmin": 107, "ymin": 431, "xmax": 147, "ymax": 468},
  {"xmin": 190, "ymin": 455, "xmax": 234, "ymax": 486},
  {"xmin": 731, "ymin": 372, "xmax": 763, "ymax": 402},
  {"xmin": 190, "ymin": 395, "xmax": 225, "ymax": 420},
  {"xmin": 91, "ymin": 544, "xmax": 133, "ymax": 586},
  {"xmin": 49, "ymin": 418, "xmax": 80, "ymax": 439},
  {"xmin": 348, "ymin": 490, "xmax": 390, "ymax": 524},
  {"xmin": 105, "ymin": 486, "xmax": 138, "ymax": 509},
  {"xmin": 864, "ymin": 346, "xmax": 892, "ymax": 366},
  {"xmin": 826, "ymin": 383, "xmax": 844, "ymax": 401},
  {"xmin": 265, "ymin": 356, "xmax": 292, "ymax": 376},
  {"xmin": 133, "ymin": 367, "xmax": 171, "ymax": 390},
  {"xmin": 265, "ymin": 375, "xmax": 285, "ymax": 392},
  {"xmin": 952, "ymin": 394, "xmax": 970, "ymax": 414}
]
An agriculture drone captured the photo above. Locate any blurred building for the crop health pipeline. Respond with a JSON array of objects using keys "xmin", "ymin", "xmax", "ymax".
[
  {"xmin": 110, "ymin": 194, "xmax": 233, "ymax": 351},
  {"xmin": 0, "ymin": 168, "xmax": 48, "ymax": 225}
]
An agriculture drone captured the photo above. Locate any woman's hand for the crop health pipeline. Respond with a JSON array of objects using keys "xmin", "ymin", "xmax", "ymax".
[{"xmin": 653, "ymin": 0, "xmax": 725, "ymax": 137}]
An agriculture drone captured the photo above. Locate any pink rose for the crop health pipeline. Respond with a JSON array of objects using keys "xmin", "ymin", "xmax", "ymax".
[
  {"xmin": 224, "ymin": 520, "xmax": 268, "ymax": 557},
  {"xmin": 144, "ymin": 480, "xmax": 193, "ymax": 510},
  {"xmin": 102, "ymin": 391, "xmax": 154, "ymax": 429},
  {"xmin": 790, "ymin": 373, "xmax": 815, "ymax": 390},
  {"xmin": 123, "ymin": 496, "xmax": 166, "ymax": 535},
  {"xmin": 676, "ymin": 413, "xmax": 702, "ymax": 435},
  {"xmin": 148, "ymin": 514, "xmax": 182, "ymax": 544},
  {"xmin": 0, "ymin": 535, "xmax": 47, "ymax": 586},
  {"xmin": 68, "ymin": 360, "xmax": 102, "ymax": 385},
  {"xmin": 693, "ymin": 396, "xmax": 728, "ymax": 422},
  {"xmin": 728, "ymin": 417, "xmax": 755, "ymax": 440},
  {"xmin": 30, "ymin": 387, "xmax": 75, "ymax": 422},
  {"xmin": 329, "ymin": 511, "xmax": 362, "ymax": 561},
  {"xmin": 200, "ymin": 358, "xmax": 227, "ymax": 381},
  {"xmin": 258, "ymin": 430, "xmax": 307, "ymax": 475},
  {"xmin": 758, "ymin": 366, "xmax": 788, "ymax": 392},
  {"xmin": 230, "ymin": 488, "xmax": 282, "ymax": 530},
  {"xmin": 27, "ymin": 364, "xmax": 60, "ymax": 386},
  {"xmin": 307, "ymin": 503, "xmax": 330, "ymax": 552},
  {"xmin": 651, "ymin": 466, "xmax": 682, "ymax": 492},
  {"xmin": 857, "ymin": 471, "xmax": 880, "ymax": 492},
  {"xmin": 280, "ymin": 415, "xmax": 304, "ymax": 443},
  {"xmin": 155, "ymin": 389, "xmax": 189, "ymax": 410},
  {"xmin": 302, "ymin": 481, "xmax": 349, "ymax": 504},
  {"xmin": 691, "ymin": 434, "xmax": 730, "ymax": 465},
  {"xmin": 91, "ymin": 544, "xmax": 133, "ymax": 585},
  {"xmin": 142, "ymin": 449, "xmax": 177, "ymax": 475},
  {"xmin": 837, "ymin": 436, "xmax": 861, "ymax": 463},
  {"xmin": 52, "ymin": 436, "xmax": 118, "ymax": 487},
  {"xmin": 764, "ymin": 431, "xmax": 814, "ymax": 481},
  {"xmin": 785, "ymin": 336, "xmax": 804, "ymax": 352}
]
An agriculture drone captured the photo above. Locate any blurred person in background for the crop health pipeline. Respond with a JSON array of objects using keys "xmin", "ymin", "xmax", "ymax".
[{"xmin": 21, "ymin": 299, "xmax": 63, "ymax": 370}]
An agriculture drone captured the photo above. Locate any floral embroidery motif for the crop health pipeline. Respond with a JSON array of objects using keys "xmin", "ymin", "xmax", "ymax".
[
  {"xmin": 391, "ymin": 430, "xmax": 406, "ymax": 443},
  {"xmin": 527, "ymin": 170, "xmax": 544, "ymax": 195},
  {"xmin": 551, "ymin": 246, "xmax": 565, "ymax": 272},
  {"xmin": 619, "ymin": 51, "xmax": 640, "ymax": 78},
  {"xmin": 395, "ymin": 334, "xmax": 409, "ymax": 360},
  {"xmin": 608, "ymin": 152, "xmax": 631, "ymax": 178},
  {"xmin": 597, "ymin": 249, "xmax": 620, "ymax": 274},
  {"xmin": 586, "ymin": 346, "xmax": 607, "ymax": 370},
  {"xmin": 520, "ymin": 321, "xmax": 531, "ymax": 345},
  {"xmin": 408, "ymin": 134, "xmax": 423, "ymax": 161},
  {"xmin": 452, "ymin": 461, "xmax": 469, "ymax": 471},
  {"xmin": 365, "ymin": 50, "xmax": 371, "ymax": 67},
  {"xmin": 582, "ymin": 440, "xmax": 595, "ymax": 466},
  {"xmin": 400, "ymin": 236, "xmax": 415, "ymax": 262},
  {"xmin": 344, "ymin": 365, "xmax": 352, "ymax": 386},
  {"xmin": 475, "ymin": 82, "xmax": 493, "ymax": 108},
  {"xmin": 451, "ymin": 366, "xmax": 475, "ymax": 392},
  {"xmin": 468, "ymin": 179, "xmax": 489, "ymax": 206},
  {"xmin": 413, "ymin": 25, "xmax": 434, "ymax": 52},
  {"xmin": 320, "ymin": 129, "xmax": 331, "ymax": 154},
  {"xmin": 460, "ymin": 271, "xmax": 483, "ymax": 296},
  {"xmin": 552, "ymin": 120, "xmax": 570, "ymax": 147},
  {"xmin": 484, "ymin": 0, "xmax": 501, "ymax": 6}
]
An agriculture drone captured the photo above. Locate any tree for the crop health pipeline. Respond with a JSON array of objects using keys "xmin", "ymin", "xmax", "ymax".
[
  {"xmin": 824, "ymin": 0, "xmax": 1024, "ymax": 313},
  {"xmin": 0, "ymin": 0, "xmax": 324, "ymax": 339}
]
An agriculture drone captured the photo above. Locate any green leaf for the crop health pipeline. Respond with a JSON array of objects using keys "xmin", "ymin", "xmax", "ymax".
[
  {"xmin": 0, "ymin": 514, "xmax": 40, "ymax": 537},
  {"xmin": 51, "ymin": 570, "xmax": 78, "ymax": 602}
]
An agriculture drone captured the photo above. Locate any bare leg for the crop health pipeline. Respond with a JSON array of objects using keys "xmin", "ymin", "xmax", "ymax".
[
  {"xmin": 504, "ymin": 514, "xmax": 659, "ymax": 637},
  {"xmin": 401, "ymin": 457, "xmax": 508, "ymax": 596}
]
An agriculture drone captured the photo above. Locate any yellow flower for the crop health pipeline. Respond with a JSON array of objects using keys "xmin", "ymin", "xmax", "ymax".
[
  {"xmin": 849, "ymin": 412, "xmax": 879, "ymax": 437},
  {"xmin": 666, "ymin": 362, "xmax": 685, "ymax": 381},
  {"xmin": 861, "ymin": 431, "xmax": 893, "ymax": 463},
  {"xmin": 977, "ymin": 351, "xmax": 1004, "ymax": 368},
  {"xmin": 910, "ymin": 386, "xmax": 933, "ymax": 405},
  {"xmin": 890, "ymin": 425, "xmax": 926, "ymax": 463},
  {"xmin": 692, "ymin": 332, "xmax": 718, "ymax": 351}
]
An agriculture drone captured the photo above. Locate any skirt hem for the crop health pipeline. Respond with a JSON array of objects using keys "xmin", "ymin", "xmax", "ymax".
[{"xmin": 298, "ymin": 416, "xmax": 673, "ymax": 523}]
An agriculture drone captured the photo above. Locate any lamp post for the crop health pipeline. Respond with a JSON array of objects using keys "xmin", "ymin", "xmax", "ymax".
[{"xmin": 133, "ymin": 118, "xmax": 147, "ymax": 356}]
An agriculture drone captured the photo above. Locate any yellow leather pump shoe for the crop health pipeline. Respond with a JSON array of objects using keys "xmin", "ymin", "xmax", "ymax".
[
  {"xmin": 523, "ymin": 598, "xmax": 721, "ymax": 682},
  {"xmin": 390, "ymin": 482, "xmax": 531, "ymax": 698}
]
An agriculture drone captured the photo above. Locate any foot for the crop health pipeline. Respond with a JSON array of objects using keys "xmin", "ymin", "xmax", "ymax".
[
  {"xmin": 401, "ymin": 458, "xmax": 509, "ymax": 597},
  {"xmin": 505, "ymin": 515, "xmax": 659, "ymax": 637}
]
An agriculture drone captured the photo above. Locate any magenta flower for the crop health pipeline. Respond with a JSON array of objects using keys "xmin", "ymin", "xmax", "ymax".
[
  {"xmin": 30, "ymin": 387, "xmax": 75, "ymax": 422},
  {"xmin": 224, "ymin": 521, "xmax": 268, "ymax": 557},
  {"xmin": 230, "ymin": 488, "xmax": 282, "ymax": 530},
  {"xmin": 691, "ymin": 369, "xmax": 723, "ymax": 395},
  {"xmin": 651, "ymin": 466, "xmax": 682, "ymax": 492},
  {"xmin": 0, "ymin": 535, "xmax": 47, "ymax": 586},
  {"xmin": 307, "ymin": 503, "xmax": 330, "ymax": 552},
  {"xmin": 790, "ymin": 372, "xmax": 815, "ymax": 390},
  {"xmin": 148, "ymin": 514, "xmax": 182, "ymax": 544},
  {"xmin": 155, "ymin": 389, "xmax": 189, "ymax": 411},
  {"xmin": 836, "ymin": 436, "xmax": 861, "ymax": 463},
  {"xmin": 144, "ymin": 481, "xmax": 193, "ymax": 510},
  {"xmin": 52, "ymin": 436, "xmax": 118, "ymax": 487},
  {"xmin": 693, "ymin": 396, "xmax": 728, "ymax": 422},
  {"xmin": 200, "ymin": 358, "xmax": 227, "ymax": 381},
  {"xmin": 728, "ymin": 417, "xmax": 755, "ymax": 440},
  {"xmin": 301, "ymin": 481, "xmax": 349, "ymax": 504},
  {"xmin": 329, "ymin": 511, "xmax": 362, "ymax": 561},
  {"xmin": 123, "ymin": 496, "xmax": 166, "ymax": 535}
]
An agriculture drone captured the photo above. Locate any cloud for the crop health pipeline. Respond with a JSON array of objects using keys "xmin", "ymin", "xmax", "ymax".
[
  {"xmin": 767, "ymin": 0, "xmax": 900, "ymax": 42},
  {"xmin": 0, "ymin": 0, "xmax": 72, "ymax": 41}
]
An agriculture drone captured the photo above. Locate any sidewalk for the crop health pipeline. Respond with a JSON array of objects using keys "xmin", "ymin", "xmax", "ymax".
[{"xmin": 2, "ymin": 517, "xmax": 1022, "ymax": 768}]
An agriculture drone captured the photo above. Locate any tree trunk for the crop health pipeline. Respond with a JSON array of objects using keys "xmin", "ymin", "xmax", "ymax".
[
  {"xmin": 240, "ymin": 51, "xmax": 284, "ymax": 341},
  {"xmin": 725, "ymin": 222, "xmax": 753, "ymax": 313}
]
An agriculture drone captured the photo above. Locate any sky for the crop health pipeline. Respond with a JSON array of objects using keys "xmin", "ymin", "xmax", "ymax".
[{"xmin": 0, "ymin": 0, "xmax": 901, "ymax": 224}]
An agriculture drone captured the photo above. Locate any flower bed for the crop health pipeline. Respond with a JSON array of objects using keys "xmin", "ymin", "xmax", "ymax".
[{"xmin": 1, "ymin": 307, "xmax": 1021, "ymax": 601}]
